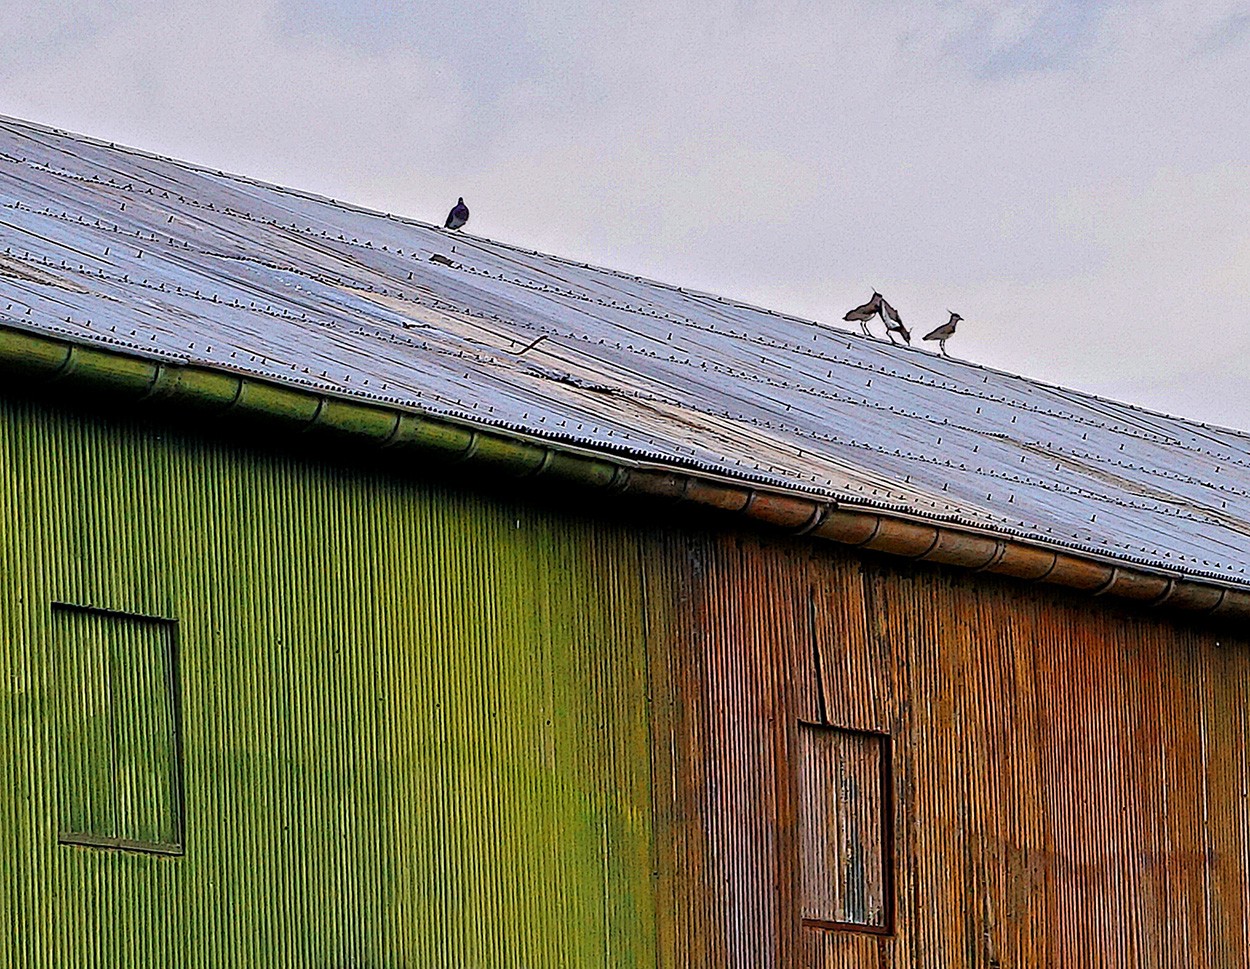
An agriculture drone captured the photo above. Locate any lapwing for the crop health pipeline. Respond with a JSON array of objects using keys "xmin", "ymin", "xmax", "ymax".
[
  {"xmin": 879, "ymin": 297, "xmax": 911, "ymax": 345},
  {"xmin": 923, "ymin": 312, "xmax": 962, "ymax": 356},
  {"xmin": 843, "ymin": 292, "xmax": 883, "ymax": 337}
]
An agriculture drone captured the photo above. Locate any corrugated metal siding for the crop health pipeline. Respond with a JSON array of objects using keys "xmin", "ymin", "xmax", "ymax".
[
  {"xmin": 644, "ymin": 534, "xmax": 811, "ymax": 969},
  {"xmin": 800, "ymin": 927, "xmax": 880, "ymax": 969},
  {"xmin": 0, "ymin": 395, "xmax": 657, "ymax": 966},
  {"xmin": 51, "ymin": 606, "xmax": 182, "ymax": 850},
  {"xmin": 51, "ymin": 607, "xmax": 121, "ymax": 844},
  {"xmin": 648, "ymin": 532, "xmax": 1250, "ymax": 967},
  {"xmin": 795, "ymin": 726, "xmax": 888, "ymax": 930},
  {"xmin": 2, "ymin": 365, "xmax": 1246, "ymax": 967}
]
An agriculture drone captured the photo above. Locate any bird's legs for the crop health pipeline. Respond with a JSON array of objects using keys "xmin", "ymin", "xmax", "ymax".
[{"xmin": 940, "ymin": 340, "xmax": 949, "ymax": 357}]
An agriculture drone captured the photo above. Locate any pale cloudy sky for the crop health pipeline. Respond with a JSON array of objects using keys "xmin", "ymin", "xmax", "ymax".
[{"xmin": 3, "ymin": 1, "xmax": 1249, "ymax": 429}]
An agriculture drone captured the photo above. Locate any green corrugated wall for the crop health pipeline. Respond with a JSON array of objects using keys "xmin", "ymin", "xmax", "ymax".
[{"xmin": 0, "ymin": 395, "xmax": 657, "ymax": 967}]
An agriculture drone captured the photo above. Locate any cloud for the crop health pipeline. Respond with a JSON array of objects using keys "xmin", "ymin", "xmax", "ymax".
[
  {"xmin": 933, "ymin": 0, "xmax": 1115, "ymax": 77},
  {"xmin": 0, "ymin": 0, "xmax": 468, "ymax": 191},
  {"xmin": 2, "ymin": 0, "xmax": 1249, "ymax": 428}
]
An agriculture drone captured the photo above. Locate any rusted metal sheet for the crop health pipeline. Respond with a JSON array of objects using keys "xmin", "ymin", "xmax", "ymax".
[
  {"xmin": 647, "ymin": 529, "xmax": 1250, "ymax": 968},
  {"xmin": 795, "ymin": 725, "xmax": 890, "ymax": 931},
  {"xmin": 801, "ymin": 926, "xmax": 881, "ymax": 969},
  {"xmin": 811, "ymin": 566, "xmax": 888, "ymax": 733},
  {"xmin": 644, "ymin": 535, "xmax": 811, "ymax": 968}
]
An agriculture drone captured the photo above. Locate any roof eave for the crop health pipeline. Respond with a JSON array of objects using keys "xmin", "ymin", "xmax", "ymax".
[{"xmin": 2, "ymin": 323, "xmax": 1246, "ymax": 624}]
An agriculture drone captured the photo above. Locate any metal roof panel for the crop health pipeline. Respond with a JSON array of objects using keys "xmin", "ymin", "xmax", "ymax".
[{"xmin": 1, "ymin": 116, "xmax": 1247, "ymax": 586}]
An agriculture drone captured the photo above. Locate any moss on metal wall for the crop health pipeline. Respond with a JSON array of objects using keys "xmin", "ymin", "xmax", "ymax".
[{"xmin": 0, "ymin": 396, "xmax": 657, "ymax": 967}]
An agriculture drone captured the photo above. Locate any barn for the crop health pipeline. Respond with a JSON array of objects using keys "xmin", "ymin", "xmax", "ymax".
[{"xmin": 0, "ymin": 116, "xmax": 1247, "ymax": 968}]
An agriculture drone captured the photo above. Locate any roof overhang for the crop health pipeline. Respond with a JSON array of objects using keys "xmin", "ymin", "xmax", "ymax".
[{"xmin": 3, "ymin": 324, "xmax": 1246, "ymax": 624}]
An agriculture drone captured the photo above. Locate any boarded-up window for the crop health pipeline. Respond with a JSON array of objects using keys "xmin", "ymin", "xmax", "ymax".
[
  {"xmin": 52, "ymin": 603, "xmax": 184, "ymax": 854},
  {"xmin": 796, "ymin": 724, "xmax": 892, "ymax": 932}
]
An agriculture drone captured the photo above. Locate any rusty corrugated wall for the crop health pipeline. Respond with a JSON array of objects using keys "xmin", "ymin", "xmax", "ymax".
[
  {"xmin": 647, "ymin": 530, "xmax": 1250, "ymax": 967},
  {"xmin": 0, "ymin": 394, "xmax": 657, "ymax": 966}
]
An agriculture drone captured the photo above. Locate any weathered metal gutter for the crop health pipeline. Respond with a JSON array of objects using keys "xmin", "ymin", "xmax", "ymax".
[{"xmin": 3, "ymin": 325, "xmax": 1247, "ymax": 623}]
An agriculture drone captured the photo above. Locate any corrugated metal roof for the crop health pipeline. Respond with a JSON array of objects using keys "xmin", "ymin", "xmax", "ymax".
[{"xmin": 1, "ymin": 115, "xmax": 1247, "ymax": 587}]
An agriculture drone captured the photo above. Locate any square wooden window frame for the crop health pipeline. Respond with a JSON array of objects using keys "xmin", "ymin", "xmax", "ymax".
[
  {"xmin": 794, "ymin": 719, "xmax": 896, "ymax": 937},
  {"xmin": 51, "ymin": 601, "xmax": 187, "ymax": 857}
]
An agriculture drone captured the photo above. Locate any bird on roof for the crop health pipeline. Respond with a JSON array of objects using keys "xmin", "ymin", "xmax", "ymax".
[
  {"xmin": 923, "ymin": 312, "xmax": 963, "ymax": 356},
  {"xmin": 879, "ymin": 296, "xmax": 911, "ymax": 345},
  {"xmin": 444, "ymin": 198, "xmax": 469, "ymax": 230},
  {"xmin": 843, "ymin": 292, "xmax": 883, "ymax": 336}
]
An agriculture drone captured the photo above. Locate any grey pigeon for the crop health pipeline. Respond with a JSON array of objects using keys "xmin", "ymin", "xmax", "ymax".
[
  {"xmin": 445, "ymin": 197, "xmax": 469, "ymax": 230},
  {"xmin": 923, "ymin": 312, "xmax": 963, "ymax": 356},
  {"xmin": 843, "ymin": 292, "xmax": 883, "ymax": 336},
  {"xmin": 878, "ymin": 297, "xmax": 911, "ymax": 345}
]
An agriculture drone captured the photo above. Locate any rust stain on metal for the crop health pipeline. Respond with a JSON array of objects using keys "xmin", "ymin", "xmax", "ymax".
[{"xmin": 647, "ymin": 530, "xmax": 1250, "ymax": 967}]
